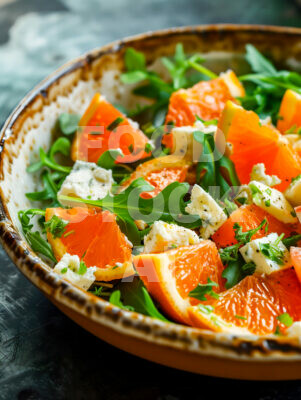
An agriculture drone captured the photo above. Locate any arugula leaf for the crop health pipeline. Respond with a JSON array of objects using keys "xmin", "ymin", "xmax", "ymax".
[
  {"xmin": 283, "ymin": 234, "xmax": 301, "ymax": 248},
  {"xmin": 188, "ymin": 278, "xmax": 219, "ymax": 301},
  {"xmin": 240, "ymin": 44, "xmax": 301, "ymax": 122},
  {"xmin": 59, "ymin": 179, "xmax": 202, "ymax": 245},
  {"xmin": 45, "ymin": 215, "xmax": 68, "ymax": 239},
  {"xmin": 27, "ymin": 138, "xmax": 71, "ymax": 175},
  {"xmin": 18, "ymin": 209, "xmax": 56, "ymax": 262},
  {"xmin": 221, "ymin": 256, "xmax": 256, "ymax": 290},
  {"xmin": 58, "ymin": 113, "xmax": 80, "ymax": 136},
  {"xmin": 109, "ymin": 290, "xmax": 134, "ymax": 311},
  {"xmin": 124, "ymin": 47, "xmax": 146, "ymax": 72},
  {"xmin": 161, "ymin": 43, "xmax": 215, "ymax": 90},
  {"xmin": 193, "ymin": 131, "xmax": 216, "ymax": 189},
  {"xmin": 25, "ymin": 231, "xmax": 56, "ymax": 262},
  {"xmin": 245, "ymin": 44, "xmax": 277, "ymax": 75},
  {"xmin": 110, "ymin": 278, "xmax": 168, "ymax": 321},
  {"xmin": 97, "ymin": 149, "xmax": 124, "ymax": 169},
  {"xmin": 121, "ymin": 45, "xmax": 216, "ymax": 121},
  {"xmin": 26, "ymin": 170, "xmax": 61, "ymax": 207}
]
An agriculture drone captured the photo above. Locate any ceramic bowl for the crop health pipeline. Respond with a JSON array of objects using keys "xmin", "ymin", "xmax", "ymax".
[{"xmin": 1, "ymin": 25, "xmax": 301, "ymax": 380}]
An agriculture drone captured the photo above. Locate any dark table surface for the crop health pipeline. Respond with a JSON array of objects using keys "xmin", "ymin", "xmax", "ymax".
[{"xmin": 1, "ymin": 1, "xmax": 301, "ymax": 399}]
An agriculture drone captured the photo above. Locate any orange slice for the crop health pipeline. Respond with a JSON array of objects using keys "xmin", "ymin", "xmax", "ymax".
[
  {"xmin": 45, "ymin": 207, "xmax": 134, "ymax": 281},
  {"xmin": 121, "ymin": 155, "xmax": 191, "ymax": 198},
  {"xmin": 133, "ymin": 241, "xmax": 224, "ymax": 324},
  {"xmin": 71, "ymin": 93, "xmax": 149, "ymax": 164},
  {"xmin": 290, "ymin": 246, "xmax": 301, "ymax": 285},
  {"xmin": 165, "ymin": 70, "xmax": 245, "ymax": 128},
  {"xmin": 217, "ymin": 101, "xmax": 301, "ymax": 192},
  {"xmin": 188, "ymin": 268, "xmax": 301, "ymax": 335},
  {"xmin": 277, "ymin": 89, "xmax": 301, "ymax": 134},
  {"xmin": 211, "ymin": 204, "xmax": 299, "ymax": 249}
]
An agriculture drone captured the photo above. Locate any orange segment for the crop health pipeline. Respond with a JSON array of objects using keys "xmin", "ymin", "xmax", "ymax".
[
  {"xmin": 218, "ymin": 101, "xmax": 301, "ymax": 192},
  {"xmin": 211, "ymin": 204, "xmax": 299, "ymax": 249},
  {"xmin": 165, "ymin": 70, "xmax": 244, "ymax": 127},
  {"xmin": 188, "ymin": 268, "xmax": 301, "ymax": 335},
  {"xmin": 290, "ymin": 246, "xmax": 301, "ymax": 285},
  {"xmin": 277, "ymin": 89, "xmax": 301, "ymax": 134},
  {"xmin": 121, "ymin": 155, "xmax": 191, "ymax": 198},
  {"xmin": 71, "ymin": 93, "xmax": 149, "ymax": 164},
  {"xmin": 45, "ymin": 207, "xmax": 134, "ymax": 281},
  {"xmin": 133, "ymin": 241, "xmax": 224, "ymax": 324}
]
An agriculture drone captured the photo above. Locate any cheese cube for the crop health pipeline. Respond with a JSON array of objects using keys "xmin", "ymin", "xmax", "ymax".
[
  {"xmin": 234, "ymin": 185, "xmax": 253, "ymax": 205},
  {"xmin": 53, "ymin": 253, "xmax": 96, "ymax": 290},
  {"xmin": 249, "ymin": 180, "xmax": 297, "ymax": 224},
  {"xmin": 239, "ymin": 233, "xmax": 291, "ymax": 275},
  {"xmin": 250, "ymin": 163, "xmax": 281, "ymax": 187},
  {"xmin": 171, "ymin": 120, "xmax": 216, "ymax": 162},
  {"xmin": 286, "ymin": 322, "xmax": 301, "ymax": 337},
  {"xmin": 185, "ymin": 184, "xmax": 227, "ymax": 239},
  {"xmin": 284, "ymin": 175, "xmax": 301, "ymax": 207},
  {"xmin": 143, "ymin": 221, "xmax": 200, "ymax": 253},
  {"xmin": 58, "ymin": 160, "xmax": 114, "ymax": 206}
]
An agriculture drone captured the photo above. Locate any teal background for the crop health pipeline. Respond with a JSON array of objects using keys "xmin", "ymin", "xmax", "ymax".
[{"xmin": 0, "ymin": 1, "xmax": 301, "ymax": 399}]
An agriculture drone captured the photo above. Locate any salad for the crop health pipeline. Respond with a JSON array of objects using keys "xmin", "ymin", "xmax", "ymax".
[{"xmin": 19, "ymin": 43, "xmax": 301, "ymax": 336}]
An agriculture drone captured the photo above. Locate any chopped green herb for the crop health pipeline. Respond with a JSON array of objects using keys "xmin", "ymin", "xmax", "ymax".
[
  {"xmin": 45, "ymin": 215, "xmax": 68, "ymax": 239},
  {"xmin": 277, "ymin": 312, "xmax": 293, "ymax": 327},
  {"xmin": 233, "ymin": 218, "xmax": 268, "ymax": 245},
  {"xmin": 77, "ymin": 259, "xmax": 88, "ymax": 275},
  {"xmin": 188, "ymin": 278, "xmax": 219, "ymax": 301},
  {"xmin": 259, "ymin": 234, "xmax": 285, "ymax": 265},
  {"xmin": 107, "ymin": 117, "xmax": 124, "ymax": 131},
  {"xmin": 234, "ymin": 315, "xmax": 247, "ymax": 320},
  {"xmin": 61, "ymin": 267, "xmax": 68, "ymax": 274}
]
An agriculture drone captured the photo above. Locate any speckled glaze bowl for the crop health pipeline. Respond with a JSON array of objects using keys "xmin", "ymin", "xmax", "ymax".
[{"xmin": 1, "ymin": 25, "xmax": 301, "ymax": 380}]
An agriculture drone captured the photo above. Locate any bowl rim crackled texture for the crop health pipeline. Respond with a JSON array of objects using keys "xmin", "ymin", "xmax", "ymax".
[{"xmin": 1, "ymin": 24, "xmax": 301, "ymax": 380}]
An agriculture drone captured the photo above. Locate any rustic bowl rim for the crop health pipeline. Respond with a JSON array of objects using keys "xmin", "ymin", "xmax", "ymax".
[{"xmin": 1, "ymin": 24, "xmax": 301, "ymax": 363}]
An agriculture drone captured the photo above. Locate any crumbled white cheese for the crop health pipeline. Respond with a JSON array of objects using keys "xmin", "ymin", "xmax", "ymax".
[
  {"xmin": 54, "ymin": 253, "xmax": 96, "ymax": 290},
  {"xmin": 284, "ymin": 175, "xmax": 301, "ymax": 207},
  {"xmin": 285, "ymin": 134, "xmax": 301, "ymax": 154},
  {"xmin": 249, "ymin": 180, "xmax": 297, "ymax": 224},
  {"xmin": 171, "ymin": 120, "xmax": 216, "ymax": 162},
  {"xmin": 250, "ymin": 163, "xmax": 281, "ymax": 187},
  {"xmin": 58, "ymin": 160, "xmax": 114, "ymax": 205},
  {"xmin": 143, "ymin": 221, "xmax": 200, "ymax": 253},
  {"xmin": 185, "ymin": 184, "xmax": 227, "ymax": 239},
  {"xmin": 286, "ymin": 321, "xmax": 301, "ymax": 337},
  {"xmin": 234, "ymin": 185, "xmax": 253, "ymax": 205},
  {"xmin": 239, "ymin": 233, "xmax": 291, "ymax": 275}
]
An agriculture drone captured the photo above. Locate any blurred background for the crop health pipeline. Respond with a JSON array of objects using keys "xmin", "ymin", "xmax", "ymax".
[{"xmin": 0, "ymin": 1, "xmax": 301, "ymax": 399}]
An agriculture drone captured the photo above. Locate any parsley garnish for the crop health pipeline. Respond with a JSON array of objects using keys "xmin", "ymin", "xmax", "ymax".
[
  {"xmin": 259, "ymin": 234, "xmax": 285, "ymax": 265},
  {"xmin": 45, "ymin": 215, "xmax": 68, "ymax": 239},
  {"xmin": 61, "ymin": 267, "xmax": 68, "ymax": 274},
  {"xmin": 219, "ymin": 220, "xmax": 266, "ymax": 289},
  {"xmin": 188, "ymin": 278, "xmax": 219, "ymax": 301},
  {"xmin": 233, "ymin": 218, "xmax": 268, "ymax": 245}
]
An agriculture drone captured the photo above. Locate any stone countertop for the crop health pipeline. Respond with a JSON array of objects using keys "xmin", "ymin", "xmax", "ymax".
[{"xmin": 0, "ymin": 1, "xmax": 301, "ymax": 399}]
